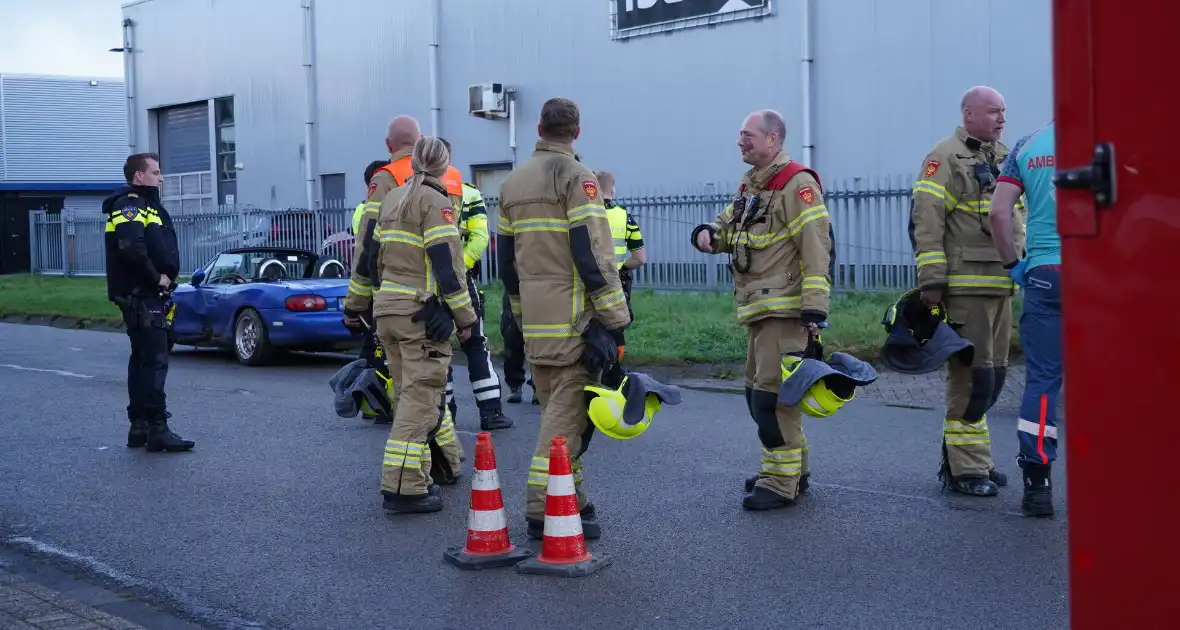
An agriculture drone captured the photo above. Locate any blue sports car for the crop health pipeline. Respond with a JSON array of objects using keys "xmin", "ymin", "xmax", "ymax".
[{"xmin": 169, "ymin": 247, "xmax": 359, "ymax": 365}]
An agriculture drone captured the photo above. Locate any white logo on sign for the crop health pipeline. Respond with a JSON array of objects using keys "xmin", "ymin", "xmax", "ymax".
[{"xmin": 626, "ymin": 0, "xmax": 685, "ymax": 10}]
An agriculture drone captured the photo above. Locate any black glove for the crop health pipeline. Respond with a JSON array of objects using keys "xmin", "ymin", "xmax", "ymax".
[
  {"xmin": 609, "ymin": 327, "xmax": 625, "ymax": 347},
  {"xmin": 412, "ymin": 296, "xmax": 455, "ymax": 343},
  {"xmin": 581, "ymin": 319, "xmax": 619, "ymax": 375},
  {"xmin": 800, "ymin": 310, "xmax": 827, "ymax": 325}
]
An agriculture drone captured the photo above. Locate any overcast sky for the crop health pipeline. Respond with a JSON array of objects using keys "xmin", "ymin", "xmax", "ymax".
[{"xmin": 0, "ymin": 0, "xmax": 126, "ymax": 77}]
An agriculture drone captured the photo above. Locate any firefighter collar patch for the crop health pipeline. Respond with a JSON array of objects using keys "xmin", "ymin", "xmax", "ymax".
[
  {"xmin": 925, "ymin": 160, "xmax": 941, "ymax": 177},
  {"xmin": 582, "ymin": 180, "xmax": 598, "ymax": 201},
  {"xmin": 121, "ymin": 205, "xmax": 140, "ymax": 220},
  {"xmin": 441, "ymin": 207, "xmax": 456, "ymax": 225},
  {"xmin": 797, "ymin": 186, "xmax": 815, "ymax": 206}
]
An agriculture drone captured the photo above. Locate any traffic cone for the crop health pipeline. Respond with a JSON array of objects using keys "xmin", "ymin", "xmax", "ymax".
[
  {"xmin": 443, "ymin": 432, "xmax": 534, "ymax": 570},
  {"xmin": 516, "ymin": 436, "xmax": 611, "ymax": 577}
]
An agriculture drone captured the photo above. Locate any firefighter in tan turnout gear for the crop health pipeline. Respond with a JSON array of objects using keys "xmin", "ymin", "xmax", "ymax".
[
  {"xmin": 909, "ymin": 86, "xmax": 1024, "ymax": 497},
  {"xmin": 497, "ymin": 97, "xmax": 631, "ymax": 539},
  {"xmin": 343, "ymin": 134, "xmax": 477, "ymax": 514},
  {"xmin": 692, "ymin": 109, "xmax": 833, "ymax": 511},
  {"xmin": 344, "ymin": 116, "xmax": 466, "ymax": 484}
]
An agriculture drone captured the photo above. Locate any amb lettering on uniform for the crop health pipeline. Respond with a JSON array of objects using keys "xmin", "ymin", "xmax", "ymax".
[{"xmin": 1027, "ymin": 155, "xmax": 1055, "ymax": 169}]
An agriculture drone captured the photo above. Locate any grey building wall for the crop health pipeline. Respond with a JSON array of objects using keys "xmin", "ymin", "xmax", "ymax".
[
  {"xmin": 122, "ymin": 0, "xmax": 1053, "ymax": 209},
  {"xmin": 0, "ymin": 74, "xmax": 127, "ymax": 185}
]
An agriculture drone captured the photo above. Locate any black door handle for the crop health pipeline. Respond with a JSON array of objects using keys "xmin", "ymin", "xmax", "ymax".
[{"xmin": 1054, "ymin": 142, "xmax": 1117, "ymax": 207}]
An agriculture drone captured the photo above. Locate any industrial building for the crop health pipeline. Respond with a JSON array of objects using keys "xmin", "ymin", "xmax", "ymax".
[
  {"xmin": 0, "ymin": 74, "xmax": 127, "ymax": 274},
  {"xmin": 118, "ymin": 0, "xmax": 1054, "ymax": 211}
]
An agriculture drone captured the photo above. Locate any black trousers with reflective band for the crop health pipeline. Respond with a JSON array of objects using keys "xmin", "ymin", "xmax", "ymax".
[
  {"xmin": 119, "ymin": 296, "xmax": 170, "ymax": 422},
  {"xmin": 449, "ymin": 273, "xmax": 502, "ymax": 413}
]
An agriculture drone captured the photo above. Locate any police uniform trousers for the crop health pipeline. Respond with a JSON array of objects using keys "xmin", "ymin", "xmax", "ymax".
[
  {"xmin": 499, "ymin": 286, "xmax": 533, "ymax": 391},
  {"xmin": 525, "ymin": 362, "xmax": 594, "ymax": 520},
  {"xmin": 619, "ymin": 267, "xmax": 635, "ymax": 323},
  {"xmin": 375, "ymin": 313, "xmax": 453, "ymax": 497},
  {"xmin": 744, "ymin": 317, "xmax": 811, "ymax": 500},
  {"xmin": 119, "ymin": 295, "xmax": 171, "ymax": 424},
  {"xmin": 382, "ymin": 331, "xmax": 463, "ymax": 476},
  {"xmin": 942, "ymin": 294, "xmax": 1013, "ymax": 478},
  {"xmin": 446, "ymin": 273, "xmax": 504, "ymax": 417}
]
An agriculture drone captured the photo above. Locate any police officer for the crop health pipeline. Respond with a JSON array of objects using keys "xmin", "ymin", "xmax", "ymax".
[
  {"xmin": 990, "ymin": 120, "xmax": 1058, "ymax": 517},
  {"xmin": 909, "ymin": 86, "xmax": 1022, "ymax": 497},
  {"xmin": 498, "ymin": 97, "xmax": 631, "ymax": 538},
  {"xmin": 343, "ymin": 136, "xmax": 477, "ymax": 514},
  {"xmin": 691, "ymin": 109, "xmax": 832, "ymax": 510},
  {"xmin": 352, "ymin": 158, "xmax": 392, "ymax": 424},
  {"xmin": 436, "ymin": 138, "xmax": 513, "ymax": 431},
  {"xmin": 343, "ymin": 115, "xmax": 464, "ymax": 483},
  {"xmin": 597, "ymin": 170, "xmax": 646, "ymax": 322},
  {"xmin": 103, "ymin": 152, "xmax": 194, "ymax": 453}
]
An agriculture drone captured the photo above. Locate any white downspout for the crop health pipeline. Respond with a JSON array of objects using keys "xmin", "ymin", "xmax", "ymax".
[
  {"xmin": 428, "ymin": 0, "xmax": 441, "ymax": 136},
  {"xmin": 301, "ymin": 0, "xmax": 319, "ymax": 210},
  {"xmin": 121, "ymin": 18, "xmax": 137, "ymax": 154},
  {"xmin": 800, "ymin": 0, "xmax": 814, "ymax": 166},
  {"xmin": 507, "ymin": 89, "xmax": 517, "ymax": 166}
]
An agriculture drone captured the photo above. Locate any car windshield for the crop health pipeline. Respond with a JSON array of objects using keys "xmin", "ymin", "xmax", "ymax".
[{"xmin": 205, "ymin": 250, "xmax": 315, "ymax": 282}]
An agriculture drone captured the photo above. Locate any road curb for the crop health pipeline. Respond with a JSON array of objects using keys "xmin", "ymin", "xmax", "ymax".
[{"xmin": 0, "ymin": 314, "xmax": 125, "ymax": 333}]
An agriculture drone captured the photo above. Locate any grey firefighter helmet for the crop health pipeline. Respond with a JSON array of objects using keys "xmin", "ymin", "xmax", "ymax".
[
  {"xmin": 328, "ymin": 358, "xmax": 392, "ymax": 419},
  {"xmin": 880, "ymin": 288, "xmax": 974, "ymax": 375}
]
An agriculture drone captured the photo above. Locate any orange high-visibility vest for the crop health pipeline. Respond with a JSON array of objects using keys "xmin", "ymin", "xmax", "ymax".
[{"xmin": 379, "ymin": 157, "xmax": 463, "ymax": 199}]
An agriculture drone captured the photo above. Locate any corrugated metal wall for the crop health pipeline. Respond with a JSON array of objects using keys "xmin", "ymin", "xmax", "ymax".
[
  {"xmin": 124, "ymin": 0, "xmax": 1053, "ymax": 208},
  {"xmin": 0, "ymin": 74, "xmax": 127, "ymax": 183}
]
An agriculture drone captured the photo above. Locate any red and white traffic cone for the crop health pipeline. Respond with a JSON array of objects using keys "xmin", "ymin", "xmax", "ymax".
[
  {"xmin": 443, "ymin": 432, "xmax": 533, "ymax": 570},
  {"xmin": 516, "ymin": 436, "xmax": 611, "ymax": 577}
]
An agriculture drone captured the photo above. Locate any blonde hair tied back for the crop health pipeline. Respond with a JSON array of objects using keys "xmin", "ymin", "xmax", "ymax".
[{"xmin": 395, "ymin": 136, "xmax": 450, "ymax": 216}]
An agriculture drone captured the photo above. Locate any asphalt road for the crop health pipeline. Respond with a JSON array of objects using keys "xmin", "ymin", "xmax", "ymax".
[{"xmin": 0, "ymin": 323, "xmax": 1069, "ymax": 630}]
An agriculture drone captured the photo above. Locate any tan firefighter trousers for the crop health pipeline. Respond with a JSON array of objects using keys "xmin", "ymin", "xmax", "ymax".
[
  {"xmin": 525, "ymin": 362, "xmax": 594, "ymax": 520},
  {"xmin": 746, "ymin": 317, "xmax": 811, "ymax": 500},
  {"xmin": 943, "ymin": 294, "xmax": 1012, "ymax": 478}
]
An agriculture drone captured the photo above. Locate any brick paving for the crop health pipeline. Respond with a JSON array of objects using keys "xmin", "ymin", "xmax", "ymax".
[{"xmin": 0, "ymin": 570, "xmax": 145, "ymax": 630}]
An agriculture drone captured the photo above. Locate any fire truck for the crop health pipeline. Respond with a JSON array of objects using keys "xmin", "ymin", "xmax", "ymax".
[{"xmin": 1053, "ymin": 1, "xmax": 1177, "ymax": 627}]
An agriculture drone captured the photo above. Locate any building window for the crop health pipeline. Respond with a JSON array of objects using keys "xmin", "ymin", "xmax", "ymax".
[
  {"xmin": 321, "ymin": 173, "xmax": 346, "ymax": 209},
  {"xmin": 215, "ymin": 97, "xmax": 236, "ymax": 206},
  {"xmin": 156, "ymin": 101, "xmax": 214, "ymax": 214}
]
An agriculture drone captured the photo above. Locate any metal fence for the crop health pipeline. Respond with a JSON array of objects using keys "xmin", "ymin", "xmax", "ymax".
[{"xmin": 29, "ymin": 175, "xmax": 920, "ymax": 293}]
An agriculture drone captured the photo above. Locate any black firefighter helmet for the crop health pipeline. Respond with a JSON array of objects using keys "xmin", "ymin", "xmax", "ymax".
[{"xmin": 880, "ymin": 288, "xmax": 974, "ymax": 375}]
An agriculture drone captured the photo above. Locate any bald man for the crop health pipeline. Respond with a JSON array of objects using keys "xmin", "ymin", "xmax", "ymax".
[
  {"xmin": 341, "ymin": 115, "xmax": 466, "ymax": 488},
  {"xmin": 908, "ymin": 86, "xmax": 1025, "ymax": 498},
  {"xmin": 691, "ymin": 109, "xmax": 834, "ymax": 511}
]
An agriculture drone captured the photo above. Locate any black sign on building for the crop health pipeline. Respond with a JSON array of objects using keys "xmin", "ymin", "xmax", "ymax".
[{"xmin": 615, "ymin": 0, "xmax": 769, "ymax": 31}]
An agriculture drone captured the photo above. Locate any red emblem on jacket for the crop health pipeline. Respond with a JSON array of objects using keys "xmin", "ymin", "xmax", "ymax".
[
  {"xmin": 797, "ymin": 186, "xmax": 815, "ymax": 206},
  {"xmin": 924, "ymin": 160, "xmax": 940, "ymax": 177},
  {"xmin": 441, "ymin": 208, "xmax": 455, "ymax": 225},
  {"xmin": 582, "ymin": 180, "xmax": 598, "ymax": 201}
]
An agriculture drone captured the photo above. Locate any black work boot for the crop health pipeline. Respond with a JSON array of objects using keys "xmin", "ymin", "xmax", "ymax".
[
  {"xmin": 145, "ymin": 412, "xmax": 194, "ymax": 453},
  {"xmin": 506, "ymin": 386, "xmax": 523, "ymax": 404},
  {"xmin": 382, "ymin": 486, "xmax": 442, "ymax": 514},
  {"xmin": 988, "ymin": 468, "xmax": 1008, "ymax": 487},
  {"xmin": 127, "ymin": 421, "xmax": 149, "ymax": 448},
  {"xmin": 742, "ymin": 485, "xmax": 796, "ymax": 510},
  {"xmin": 480, "ymin": 409, "xmax": 514, "ymax": 430},
  {"xmin": 527, "ymin": 503, "xmax": 601, "ymax": 539},
  {"xmin": 745, "ymin": 473, "xmax": 809, "ymax": 494},
  {"xmin": 1020, "ymin": 462, "xmax": 1054, "ymax": 518}
]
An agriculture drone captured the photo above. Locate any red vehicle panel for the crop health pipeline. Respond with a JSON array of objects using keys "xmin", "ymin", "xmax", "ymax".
[{"xmin": 1055, "ymin": 1, "xmax": 1180, "ymax": 627}]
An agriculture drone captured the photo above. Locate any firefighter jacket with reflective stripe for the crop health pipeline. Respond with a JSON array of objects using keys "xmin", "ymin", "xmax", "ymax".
[
  {"xmin": 459, "ymin": 182, "xmax": 489, "ymax": 270},
  {"xmin": 909, "ymin": 126, "xmax": 1026, "ymax": 296},
  {"xmin": 703, "ymin": 151, "xmax": 832, "ymax": 326},
  {"xmin": 605, "ymin": 201, "xmax": 644, "ymax": 269},
  {"xmin": 497, "ymin": 140, "xmax": 631, "ymax": 367},
  {"xmin": 350, "ymin": 174, "xmax": 476, "ymax": 328},
  {"xmin": 102, "ymin": 184, "xmax": 180, "ymax": 301},
  {"xmin": 343, "ymin": 148, "xmax": 411, "ymax": 312}
]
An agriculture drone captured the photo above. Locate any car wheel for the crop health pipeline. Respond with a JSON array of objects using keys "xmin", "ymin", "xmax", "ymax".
[{"xmin": 234, "ymin": 308, "xmax": 273, "ymax": 366}]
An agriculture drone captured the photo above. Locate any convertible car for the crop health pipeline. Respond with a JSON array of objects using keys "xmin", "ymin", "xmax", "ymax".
[{"xmin": 169, "ymin": 247, "xmax": 359, "ymax": 365}]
